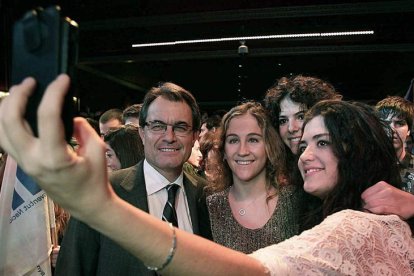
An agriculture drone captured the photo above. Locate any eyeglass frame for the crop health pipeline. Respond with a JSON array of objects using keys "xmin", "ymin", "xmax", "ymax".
[{"xmin": 143, "ymin": 120, "xmax": 194, "ymax": 137}]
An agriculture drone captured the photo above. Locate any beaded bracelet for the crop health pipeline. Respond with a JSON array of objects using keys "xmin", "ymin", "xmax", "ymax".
[{"xmin": 146, "ymin": 222, "xmax": 177, "ymax": 271}]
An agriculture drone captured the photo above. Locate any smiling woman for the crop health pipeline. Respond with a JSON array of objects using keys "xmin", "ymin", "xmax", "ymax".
[
  {"xmin": 299, "ymin": 100, "xmax": 403, "ymax": 225},
  {"xmin": 205, "ymin": 101, "xmax": 301, "ymax": 254},
  {"xmin": 250, "ymin": 100, "xmax": 414, "ymax": 274},
  {"xmin": 298, "ymin": 115, "xmax": 338, "ymax": 199},
  {"xmin": 264, "ymin": 75, "xmax": 343, "ymax": 195}
]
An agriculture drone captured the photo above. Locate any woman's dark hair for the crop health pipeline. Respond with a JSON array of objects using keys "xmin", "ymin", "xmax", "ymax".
[
  {"xmin": 302, "ymin": 100, "xmax": 401, "ymax": 227},
  {"xmin": 104, "ymin": 125, "xmax": 144, "ymax": 169},
  {"xmin": 264, "ymin": 75, "xmax": 343, "ymax": 188},
  {"xmin": 264, "ymin": 75, "xmax": 342, "ymax": 129}
]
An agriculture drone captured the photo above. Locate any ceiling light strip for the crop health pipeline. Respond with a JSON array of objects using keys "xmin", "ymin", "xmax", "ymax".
[{"xmin": 132, "ymin": 30, "xmax": 374, "ymax": 48}]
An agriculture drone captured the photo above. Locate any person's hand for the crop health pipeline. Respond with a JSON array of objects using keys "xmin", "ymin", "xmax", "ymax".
[
  {"xmin": 0, "ymin": 75, "xmax": 111, "ymax": 220},
  {"xmin": 51, "ymin": 245, "xmax": 61, "ymax": 268},
  {"xmin": 361, "ymin": 181, "xmax": 414, "ymax": 220}
]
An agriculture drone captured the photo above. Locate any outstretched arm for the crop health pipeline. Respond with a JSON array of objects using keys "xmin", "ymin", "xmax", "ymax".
[
  {"xmin": 0, "ymin": 75, "xmax": 267, "ymax": 276},
  {"xmin": 362, "ymin": 181, "xmax": 414, "ymax": 220}
]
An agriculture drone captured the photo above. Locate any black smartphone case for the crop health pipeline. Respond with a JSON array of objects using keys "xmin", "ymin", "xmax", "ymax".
[{"xmin": 11, "ymin": 6, "xmax": 78, "ymax": 142}]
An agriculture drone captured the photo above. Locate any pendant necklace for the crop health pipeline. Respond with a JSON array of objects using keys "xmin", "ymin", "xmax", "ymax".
[
  {"xmin": 238, "ymin": 196, "xmax": 265, "ymax": 216},
  {"xmin": 231, "ymin": 187, "xmax": 268, "ymax": 216},
  {"xmin": 239, "ymin": 208, "xmax": 247, "ymax": 216}
]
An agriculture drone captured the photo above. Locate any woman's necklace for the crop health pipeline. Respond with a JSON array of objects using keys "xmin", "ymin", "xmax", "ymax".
[{"xmin": 230, "ymin": 187, "xmax": 268, "ymax": 216}]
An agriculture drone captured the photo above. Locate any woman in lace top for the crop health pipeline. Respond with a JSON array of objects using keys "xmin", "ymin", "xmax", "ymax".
[
  {"xmin": 2, "ymin": 76, "xmax": 413, "ymax": 275},
  {"xmin": 250, "ymin": 100, "xmax": 413, "ymax": 274},
  {"xmin": 206, "ymin": 102, "xmax": 300, "ymax": 253}
]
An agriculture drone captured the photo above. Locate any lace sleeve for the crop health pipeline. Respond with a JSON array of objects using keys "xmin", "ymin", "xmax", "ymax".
[{"xmin": 249, "ymin": 210, "xmax": 414, "ymax": 275}]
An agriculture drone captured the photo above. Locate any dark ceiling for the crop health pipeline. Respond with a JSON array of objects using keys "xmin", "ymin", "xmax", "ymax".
[{"xmin": 1, "ymin": 0, "xmax": 414, "ymax": 116}]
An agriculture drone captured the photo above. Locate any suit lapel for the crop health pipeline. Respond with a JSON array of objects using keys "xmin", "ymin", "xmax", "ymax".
[
  {"xmin": 183, "ymin": 174, "xmax": 199, "ymax": 234},
  {"xmin": 116, "ymin": 161, "xmax": 149, "ymax": 213}
]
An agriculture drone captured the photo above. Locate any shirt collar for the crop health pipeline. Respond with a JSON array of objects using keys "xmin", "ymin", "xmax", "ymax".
[{"xmin": 143, "ymin": 159, "xmax": 184, "ymax": 195}]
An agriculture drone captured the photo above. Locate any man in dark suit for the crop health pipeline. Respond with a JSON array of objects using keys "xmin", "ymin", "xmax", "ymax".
[{"xmin": 55, "ymin": 82, "xmax": 211, "ymax": 275}]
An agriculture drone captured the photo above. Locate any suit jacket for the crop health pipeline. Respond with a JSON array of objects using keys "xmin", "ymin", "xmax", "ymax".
[{"xmin": 55, "ymin": 160, "xmax": 210, "ymax": 276}]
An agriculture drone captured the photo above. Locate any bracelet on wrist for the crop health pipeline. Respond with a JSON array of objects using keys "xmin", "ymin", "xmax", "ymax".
[{"xmin": 146, "ymin": 222, "xmax": 177, "ymax": 272}]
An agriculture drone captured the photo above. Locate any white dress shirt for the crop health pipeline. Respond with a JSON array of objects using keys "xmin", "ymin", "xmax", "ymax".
[{"xmin": 143, "ymin": 159, "xmax": 194, "ymax": 233}]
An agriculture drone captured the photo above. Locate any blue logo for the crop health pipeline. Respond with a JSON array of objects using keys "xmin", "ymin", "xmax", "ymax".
[{"xmin": 11, "ymin": 166, "xmax": 41, "ymax": 210}]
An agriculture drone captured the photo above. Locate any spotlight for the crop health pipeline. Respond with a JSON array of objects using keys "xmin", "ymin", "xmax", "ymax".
[{"xmin": 238, "ymin": 41, "xmax": 248, "ymax": 55}]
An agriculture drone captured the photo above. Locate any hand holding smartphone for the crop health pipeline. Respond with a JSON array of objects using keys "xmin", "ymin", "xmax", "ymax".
[{"xmin": 11, "ymin": 6, "xmax": 78, "ymax": 142}]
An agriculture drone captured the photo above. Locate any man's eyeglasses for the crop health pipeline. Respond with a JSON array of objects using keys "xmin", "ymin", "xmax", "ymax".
[{"xmin": 143, "ymin": 121, "xmax": 193, "ymax": 137}]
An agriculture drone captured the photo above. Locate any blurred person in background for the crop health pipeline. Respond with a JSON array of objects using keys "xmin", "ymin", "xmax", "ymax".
[
  {"xmin": 183, "ymin": 139, "xmax": 203, "ymax": 178},
  {"xmin": 123, "ymin": 104, "xmax": 142, "ymax": 126},
  {"xmin": 99, "ymin": 108, "xmax": 123, "ymax": 136},
  {"xmin": 199, "ymin": 114, "xmax": 222, "ymax": 139},
  {"xmin": 376, "ymin": 96, "xmax": 414, "ymax": 194},
  {"xmin": 104, "ymin": 125, "xmax": 144, "ymax": 172},
  {"xmin": 199, "ymin": 130, "xmax": 221, "ymax": 180}
]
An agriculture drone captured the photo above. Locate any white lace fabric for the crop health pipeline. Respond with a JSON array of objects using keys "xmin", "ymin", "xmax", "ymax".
[{"xmin": 249, "ymin": 210, "xmax": 414, "ymax": 275}]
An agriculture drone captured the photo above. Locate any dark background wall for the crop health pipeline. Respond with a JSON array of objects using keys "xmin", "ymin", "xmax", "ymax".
[{"xmin": 1, "ymin": 0, "xmax": 413, "ymax": 116}]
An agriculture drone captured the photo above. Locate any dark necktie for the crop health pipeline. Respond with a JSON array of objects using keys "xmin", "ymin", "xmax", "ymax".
[{"xmin": 162, "ymin": 184, "xmax": 180, "ymax": 227}]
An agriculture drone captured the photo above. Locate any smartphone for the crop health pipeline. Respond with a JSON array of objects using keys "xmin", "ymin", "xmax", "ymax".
[{"xmin": 11, "ymin": 6, "xmax": 78, "ymax": 142}]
